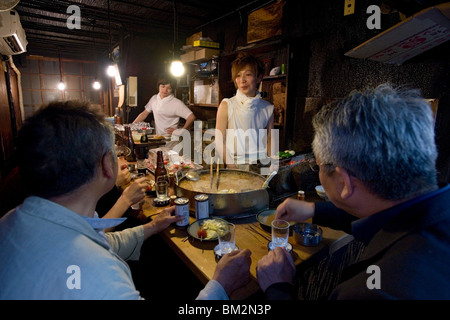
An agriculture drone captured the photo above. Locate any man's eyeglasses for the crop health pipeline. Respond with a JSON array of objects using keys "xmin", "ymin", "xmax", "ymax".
[{"xmin": 309, "ymin": 160, "xmax": 334, "ymax": 172}]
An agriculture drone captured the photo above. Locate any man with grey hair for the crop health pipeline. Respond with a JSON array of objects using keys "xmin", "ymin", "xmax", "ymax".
[
  {"xmin": 256, "ymin": 84, "xmax": 450, "ymax": 299},
  {"xmin": 0, "ymin": 100, "xmax": 251, "ymax": 299}
]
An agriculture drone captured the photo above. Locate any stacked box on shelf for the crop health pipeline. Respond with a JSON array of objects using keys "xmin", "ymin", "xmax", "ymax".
[{"xmin": 193, "ymin": 40, "xmax": 220, "ymax": 49}]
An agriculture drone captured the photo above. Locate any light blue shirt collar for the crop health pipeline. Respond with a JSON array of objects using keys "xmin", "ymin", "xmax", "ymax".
[{"xmin": 83, "ymin": 215, "xmax": 127, "ymax": 230}]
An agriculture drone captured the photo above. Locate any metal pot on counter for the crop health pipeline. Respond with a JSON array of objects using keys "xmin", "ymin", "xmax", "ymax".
[{"xmin": 175, "ymin": 169, "xmax": 270, "ymax": 219}]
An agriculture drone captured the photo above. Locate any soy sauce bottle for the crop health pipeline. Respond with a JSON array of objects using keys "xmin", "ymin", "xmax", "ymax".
[{"xmin": 140, "ymin": 127, "xmax": 148, "ymax": 143}]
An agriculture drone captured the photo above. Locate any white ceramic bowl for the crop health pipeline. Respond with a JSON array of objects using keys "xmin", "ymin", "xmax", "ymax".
[{"xmin": 315, "ymin": 185, "xmax": 327, "ymax": 199}]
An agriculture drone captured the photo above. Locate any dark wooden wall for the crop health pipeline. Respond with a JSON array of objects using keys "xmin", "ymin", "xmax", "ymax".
[
  {"xmin": 0, "ymin": 58, "xmax": 22, "ymax": 183},
  {"xmin": 1, "ymin": 0, "xmax": 448, "ymax": 184},
  {"xmin": 194, "ymin": 0, "xmax": 450, "ymax": 182}
]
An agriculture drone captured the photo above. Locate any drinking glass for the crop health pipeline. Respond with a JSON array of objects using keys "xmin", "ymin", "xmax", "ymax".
[
  {"xmin": 130, "ymin": 173, "xmax": 146, "ymax": 210},
  {"xmin": 156, "ymin": 180, "xmax": 168, "ymax": 199},
  {"xmin": 271, "ymin": 219, "xmax": 290, "ymax": 248},
  {"xmin": 218, "ymin": 222, "xmax": 236, "ymax": 254}
]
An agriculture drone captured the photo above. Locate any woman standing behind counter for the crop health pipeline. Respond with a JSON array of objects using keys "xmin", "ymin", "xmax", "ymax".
[
  {"xmin": 215, "ymin": 53, "xmax": 274, "ymax": 169},
  {"xmin": 133, "ymin": 74, "xmax": 196, "ymax": 135}
]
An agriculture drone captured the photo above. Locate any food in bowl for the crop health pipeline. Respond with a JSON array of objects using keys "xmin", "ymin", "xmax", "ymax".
[
  {"xmin": 132, "ymin": 131, "xmax": 141, "ymax": 142},
  {"xmin": 197, "ymin": 219, "xmax": 227, "ymax": 240},
  {"xmin": 256, "ymin": 209, "xmax": 296, "ymax": 231},
  {"xmin": 149, "ymin": 135, "xmax": 165, "ymax": 140}
]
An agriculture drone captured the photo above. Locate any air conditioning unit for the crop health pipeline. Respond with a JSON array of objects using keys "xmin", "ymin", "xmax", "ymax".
[
  {"xmin": 127, "ymin": 76, "xmax": 138, "ymax": 107},
  {"xmin": 0, "ymin": 10, "xmax": 27, "ymax": 55}
]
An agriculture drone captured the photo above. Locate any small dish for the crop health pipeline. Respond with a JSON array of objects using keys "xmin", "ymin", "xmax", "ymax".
[
  {"xmin": 148, "ymin": 135, "xmax": 165, "ymax": 140},
  {"xmin": 187, "ymin": 217, "xmax": 228, "ymax": 241},
  {"xmin": 153, "ymin": 195, "xmax": 170, "ymax": 207},
  {"xmin": 256, "ymin": 209, "xmax": 295, "ymax": 232},
  {"xmin": 293, "ymin": 223, "xmax": 323, "ymax": 246},
  {"xmin": 256, "ymin": 209, "xmax": 276, "ymax": 231},
  {"xmin": 267, "ymin": 242, "xmax": 293, "ymax": 253},
  {"xmin": 315, "ymin": 185, "xmax": 328, "ymax": 199},
  {"xmin": 214, "ymin": 244, "xmax": 239, "ymax": 260}
]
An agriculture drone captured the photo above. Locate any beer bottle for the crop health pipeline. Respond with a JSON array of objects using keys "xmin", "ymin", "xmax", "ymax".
[
  {"xmin": 125, "ymin": 126, "xmax": 136, "ymax": 162},
  {"xmin": 155, "ymin": 150, "xmax": 168, "ymax": 183}
]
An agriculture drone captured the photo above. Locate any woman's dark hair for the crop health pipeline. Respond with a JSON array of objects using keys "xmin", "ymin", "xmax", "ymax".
[{"xmin": 156, "ymin": 74, "xmax": 177, "ymax": 91}]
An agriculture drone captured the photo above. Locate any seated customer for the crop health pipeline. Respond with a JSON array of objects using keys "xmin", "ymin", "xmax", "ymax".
[
  {"xmin": 0, "ymin": 100, "xmax": 251, "ymax": 299},
  {"xmin": 97, "ymin": 158, "xmax": 148, "ymax": 229},
  {"xmin": 257, "ymin": 84, "xmax": 450, "ymax": 299},
  {"xmin": 96, "ymin": 157, "xmax": 134, "ymax": 218}
]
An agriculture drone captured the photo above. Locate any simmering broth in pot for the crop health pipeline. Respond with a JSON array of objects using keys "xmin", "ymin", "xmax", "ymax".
[{"xmin": 179, "ymin": 171, "xmax": 265, "ymax": 194}]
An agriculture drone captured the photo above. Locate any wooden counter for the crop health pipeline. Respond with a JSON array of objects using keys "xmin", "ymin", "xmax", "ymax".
[{"xmin": 141, "ymin": 195, "xmax": 346, "ymax": 300}]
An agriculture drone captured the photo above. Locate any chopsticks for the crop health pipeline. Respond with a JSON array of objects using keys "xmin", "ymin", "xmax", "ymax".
[
  {"xmin": 210, "ymin": 159, "xmax": 213, "ymax": 189},
  {"xmin": 210, "ymin": 156, "xmax": 220, "ymax": 190},
  {"xmin": 246, "ymin": 224, "xmax": 271, "ymax": 242},
  {"xmin": 216, "ymin": 156, "xmax": 220, "ymax": 190}
]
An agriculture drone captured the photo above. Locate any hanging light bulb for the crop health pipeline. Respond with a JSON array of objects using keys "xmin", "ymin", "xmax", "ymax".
[
  {"xmin": 92, "ymin": 80, "xmax": 101, "ymax": 90},
  {"xmin": 57, "ymin": 81, "xmax": 66, "ymax": 91},
  {"xmin": 106, "ymin": 64, "xmax": 116, "ymax": 77},
  {"xmin": 91, "ymin": 20, "xmax": 102, "ymax": 91},
  {"xmin": 57, "ymin": 46, "xmax": 65, "ymax": 91},
  {"xmin": 170, "ymin": 60, "xmax": 185, "ymax": 77},
  {"xmin": 169, "ymin": 1, "xmax": 184, "ymax": 78},
  {"xmin": 105, "ymin": 0, "xmax": 117, "ymax": 78}
]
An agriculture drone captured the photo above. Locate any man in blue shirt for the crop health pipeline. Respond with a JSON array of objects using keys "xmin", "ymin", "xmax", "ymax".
[
  {"xmin": 257, "ymin": 84, "xmax": 450, "ymax": 299},
  {"xmin": 0, "ymin": 100, "xmax": 250, "ymax": 300}
]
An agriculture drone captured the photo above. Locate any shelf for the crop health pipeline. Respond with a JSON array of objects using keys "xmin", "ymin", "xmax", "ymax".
[
  {"xmin": 235, "ymin": 37, "xmax": 284, "ymax": 54},
  {"xmin": 262, "ymin": 74, "xmax": 286, "ymax": 80}
]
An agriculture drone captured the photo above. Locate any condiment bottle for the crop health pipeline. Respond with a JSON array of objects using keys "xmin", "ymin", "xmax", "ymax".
[
  {"xmin": 298, "ymin": 190, "xmax": 305, "ymax": 201},
  {"xmin": 168, "ymin": 172, "xmax": 175, "ymax": 196},
  {"xmin": 140, "ymin": 127, "xmax": 148, "ymax": 143},
  {"xmin": 124, "ymin": 126, "xmax": 136, "ymax": 162},
  {"xmin": 114, "ymin": 107, "xmax": 122, "ymax": 125},
  {"xmin": 154, "ymin": 150, "xmax": 168, "ymax": 184}
]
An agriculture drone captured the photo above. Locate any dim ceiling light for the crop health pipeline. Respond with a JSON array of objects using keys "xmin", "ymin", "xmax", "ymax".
[{"xmin": 170, "ymin": 60, "xmax": 185, "ymax": 77}]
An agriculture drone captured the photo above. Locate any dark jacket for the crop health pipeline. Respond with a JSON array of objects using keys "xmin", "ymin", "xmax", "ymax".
[{"xmin": 266, "ymin": 185, "xmax": 450, "ymax": 300}]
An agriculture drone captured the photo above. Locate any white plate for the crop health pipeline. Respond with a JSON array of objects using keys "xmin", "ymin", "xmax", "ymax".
[{"xmin": 187, "ymin": 218, "xmax": 228, "ymax": 241}]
